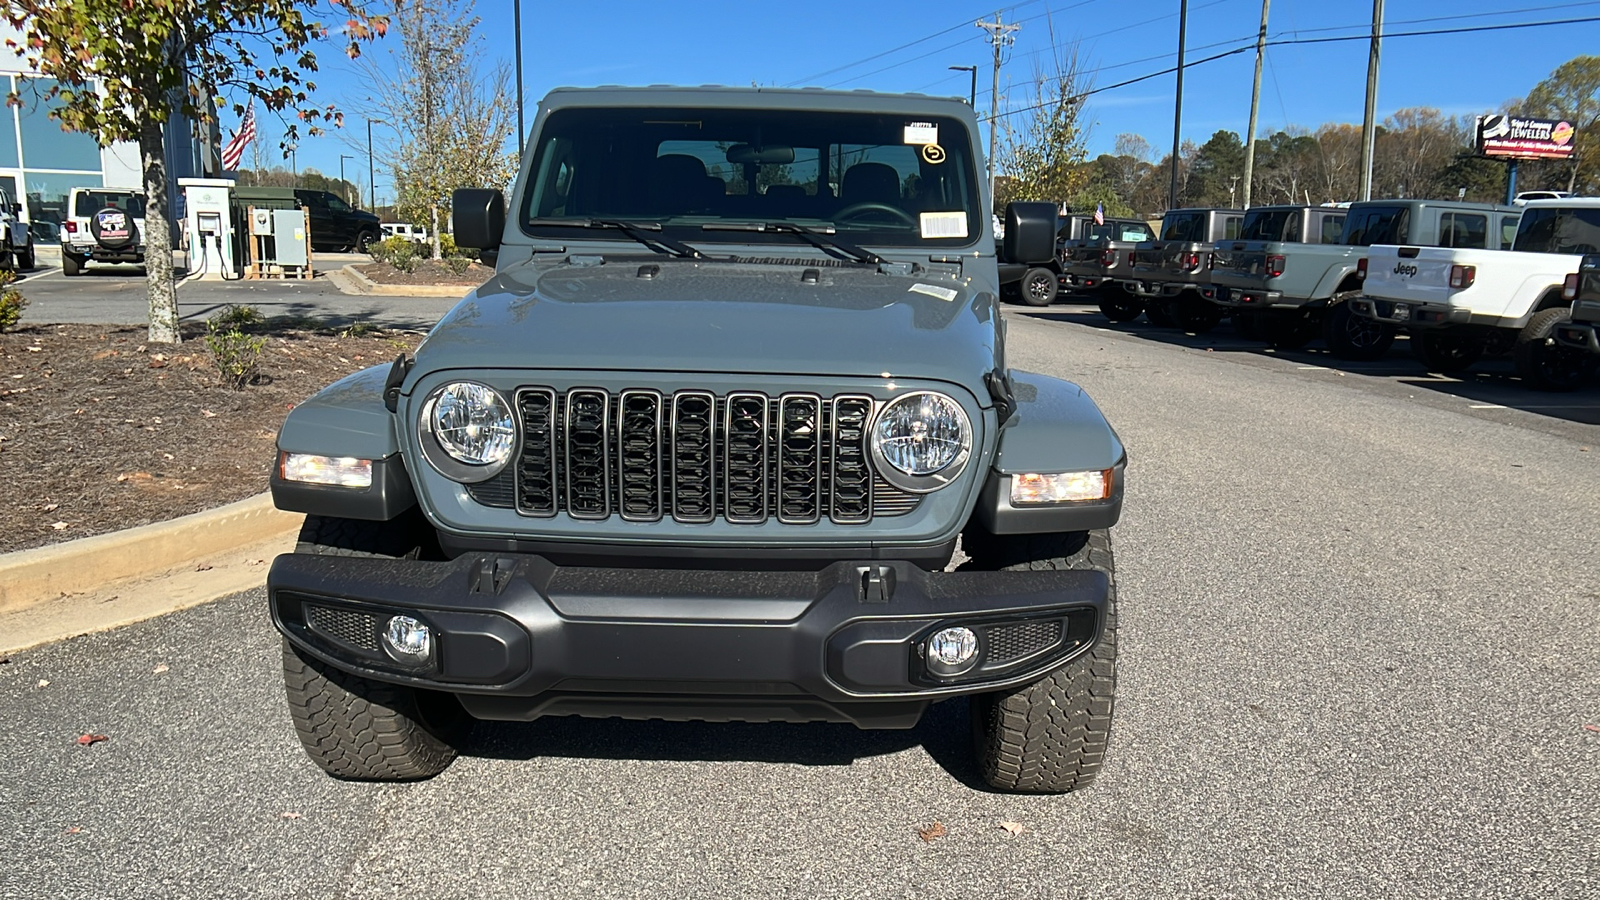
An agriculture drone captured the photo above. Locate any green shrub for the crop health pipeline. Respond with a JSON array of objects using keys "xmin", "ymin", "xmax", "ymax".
[
  {"xmin": 0, "ymin": 272, "xmax": 25, "ymax": 331},
  {"xmin": 439, "ymin": 232, "xmax": 478, "ymax": 261},
  {"xmin": 369, "ymin": 234, "xmax": 420, "ymax": 271},
  {"xmin": 212, "ymin": 303, "xmax": 263, "ymax": 329},
  {"xmin": 205, "ymin": 314, "xmax": 266, "ymax": 389},
  {"xmin": 444, "ymin": 255, "xmax": 473, "ymax": 276}
]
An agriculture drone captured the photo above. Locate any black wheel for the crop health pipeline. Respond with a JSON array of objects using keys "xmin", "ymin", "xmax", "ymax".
[
  {"xmin": 1410, "ymin": 332, "xmax": 1484, "ymax": 373},
  {"xmin": 1262, "ymin": 310, "xmax": 1318, "ymax": 350},
  {"xmin": 1323, "ymin": 298, "xmax": 1395, "ymax": 360},
  {"xmin": 355, "ymin": 229, "xmax": 380, "ymax": 253},
  {"xmin": 1233, "ymin": 310, "xmax": 1265, "ymax": 341},
  {"xmin": 1097, "ymin": 291, "xmax": 1143, "ymax": 323},
  {"xmin": 282, "ymin": 514, "xmax": 469, "ymax": 781},
  {"xmin": 62, "ymin": 252, "xmax": 84, "ymax": 276},
  {"xmin": 1142, "ymin": 297, "xmax": 1176, "ymax": 328},
  {"xmin": 962, "ymin": 529, "xmax": 1117, "ymax": 794},
  {"xmin": 1171, "ymin": 292, "xmax": 1224, "ymax": 334},
  {"xmin": 16, "ymin": 241, "xmax": 34, "ymax": 271},
  {"xmin": 1514, "ymin": 308, "xmax": 1598, "ymax": 391},
  {"xmin": 1020, "ymin": 267, "xmax": 1059, "ymax": 307}
]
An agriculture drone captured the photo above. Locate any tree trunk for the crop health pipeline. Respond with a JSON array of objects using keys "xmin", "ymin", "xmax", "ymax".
[
  {"xmin": 430, "ymin": 203, "xmax": 441, "ymax": 260},
  {"xmin": 139, "ymin": 118, "xmax": 179, "ymax": 345}
]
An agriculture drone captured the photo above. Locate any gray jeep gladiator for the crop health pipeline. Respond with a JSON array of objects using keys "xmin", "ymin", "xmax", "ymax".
[
  {"xmin": 1127, "ymin": 207, "xmax": 1242, "ymax": 333},
  {"xmin": 266, "ymin": 86, "xmax": 1127, "ymax": 793}
]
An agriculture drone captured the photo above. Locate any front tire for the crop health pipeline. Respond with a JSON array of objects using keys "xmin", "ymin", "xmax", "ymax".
[
  {"xmin": 1323, "ymin": 298, "xmax": 1395, "ymax": 360},
  {"xmin": 1410, "ymin": 331, "xmax": 1484, "ymax": 373},
  {"xmin": 355, "ymin": 229, "xmax": 380, "ymax": 253},
  {"xmin": 1514, "ymin": 308, "xmax": 1598, "ymax": 391},
  {"xmin": 1143, "ymin": 297, "xmax": 1176, "ymax": 328},
  {"xmin": 1020, "ymin": 267, "xmax": 1059, "ymax": 306},
  {"xmin": 1171, "ymin": 291, "xmax": 1223, "ymax": 334},
  {"xmin": 963, "ymin": 529, "xmax": 1117, "ymax": 793},
  {"xmin": 1097, "ymin": 290, "xmax": 1143, "ymax": 323},
  {"xmin": 16, "ymin": 241, "xmax": 34, "ymax": 270},
  {"xmin": 282, "ymin": 514, "xmax": 469, "ymax": 781}
]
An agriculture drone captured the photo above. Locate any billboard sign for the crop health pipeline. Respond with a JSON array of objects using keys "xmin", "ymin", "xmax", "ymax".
[{"xmin": 1476, "ymin": 114, "xmax": 1576, "ymax": 160}]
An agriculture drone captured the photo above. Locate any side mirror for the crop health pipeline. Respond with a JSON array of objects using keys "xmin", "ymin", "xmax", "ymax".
[
  {"xmin": 1003, "ymin": 201, "xmax": 1057, "ymax": 265},
  {"xmin": 453, "ymin": 188, "xmax": 505, "ymax": 251},
  {"xmin": 10, "ymin": 203, "xmax": 19, "ymax": 215}
]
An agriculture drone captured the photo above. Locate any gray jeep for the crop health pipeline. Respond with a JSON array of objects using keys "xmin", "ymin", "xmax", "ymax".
[{"xmin": 266, "ymin": 86, "xmax": 1127, "ymax": 793}]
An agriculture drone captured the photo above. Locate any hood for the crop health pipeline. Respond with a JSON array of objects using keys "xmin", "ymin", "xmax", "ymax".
[{"xmin": 410, "ymin": 257, "xmax": 1000, "ymax": 398}]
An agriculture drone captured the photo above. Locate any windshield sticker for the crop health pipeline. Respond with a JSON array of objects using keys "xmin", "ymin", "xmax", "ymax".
[
  {"xmin": 909, "ymin": 283, "xmax": 959, "ymax": 302},
  {"xmin": 920, "ymin": 143, "xmax": 946, "ymax": 165},
  {"xmin": 903, "ymin": 121, "xmax": 938, "ymax": 145},
  {"xmin": 920, "ymin": 211, "xmax": 968, "ymax": 239}
]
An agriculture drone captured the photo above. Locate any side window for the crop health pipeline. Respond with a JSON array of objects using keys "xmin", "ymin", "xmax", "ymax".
[
  {"xmin": 1500, "ymin": 215, "xmax": 1519, "ymax": 250},
  {"xmin": 1223, "ymin": 216, "xmax": 1241, "ymax": 240},
  {"xmin": 1283, "ymin": 214, "xmax": 1301, "ymax": 243},
  {"xmin": 1439, "ymin": 213, "xmax": 1487, "ymax": 249},
  {"xmin": 1320, "ymin": 215, "xmax": 1345, "ymax": 244},
  {"xmin": 327, "ymin": 195, "xmax": 351, "ymax": 213}
]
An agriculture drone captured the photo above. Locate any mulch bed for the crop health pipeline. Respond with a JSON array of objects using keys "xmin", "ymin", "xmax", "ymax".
[
  {"xmin": 0, "ymin": 322, "xmax": 424, "ymax": 556},
  {"xmin": 357, "ymin": 259, "xmax": 491, "ymax": 286}
]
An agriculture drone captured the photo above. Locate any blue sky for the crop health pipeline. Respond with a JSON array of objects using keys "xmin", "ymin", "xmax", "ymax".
[{"xmin": 259, "ymin": 0, "xmax": 1600, "ymax": 204}]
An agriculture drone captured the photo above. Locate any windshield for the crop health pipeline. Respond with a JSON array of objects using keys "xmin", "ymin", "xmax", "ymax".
[
  {"xmin": 519, "ymin": 106, "xmax": 981, "ymax": 248},
  {"xmin": 74, "ymin": 190, "xmax": 145, "ymax": 218},
  {"xmin": 1513, "ymin": 207, "xmax": 1600, "ymax": 254},
  {"xmin": 1340, "ymin": 205, "xmax": 1409, "ymax": 246},
  {"xmin": 1239, "ymin": 209, "xmax": 1301, "ymax": 242}
]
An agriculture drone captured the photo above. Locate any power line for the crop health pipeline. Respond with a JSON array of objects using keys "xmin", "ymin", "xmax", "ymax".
[{"xmin": 783, "ymin": 0, "xmax": 1051, "ymax": 87}]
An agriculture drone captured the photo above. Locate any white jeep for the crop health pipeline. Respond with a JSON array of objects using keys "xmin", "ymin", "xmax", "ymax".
[{"xmin": 61, "ymin": 186, "xmax": 147, "ymax": 276}]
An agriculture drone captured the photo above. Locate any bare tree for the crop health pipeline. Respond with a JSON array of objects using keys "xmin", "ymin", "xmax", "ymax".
[{"xmin": 995, "ymin": 32, "xmax": 1092, "ymax": 212}]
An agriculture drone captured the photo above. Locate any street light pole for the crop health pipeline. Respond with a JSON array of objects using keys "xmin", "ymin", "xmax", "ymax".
[
  {"xmin": 1169, "ymin": 0, "xmax": 1188, "ymax": 210},
  {"xmin": 287, "ymin": 144, "xmax": 298, "ymax": 187},
  {"xmin": 339, "ymin": 154, "xmax": 355, "ymax": 204},
  {"xmin": 514, "ymin": 0, "xmax": 525, "ymax": 157},
  {"xmin": 949, "ymin": 65, "xmax": 977, "ymax": 107},
  {"xmin": 367, "ymin": 117, "xmax": 386, "ymax": 211}
]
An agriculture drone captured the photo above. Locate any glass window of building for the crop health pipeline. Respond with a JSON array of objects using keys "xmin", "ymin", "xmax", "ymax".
[{"xmin": 14, "ymin": 76, "xmax": 104, "ymax": 172}]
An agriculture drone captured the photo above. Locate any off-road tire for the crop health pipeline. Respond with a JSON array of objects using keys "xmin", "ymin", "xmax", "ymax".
[
  {"xmin": 1323, "ymin": 297, "xmax": 1395, "ymax": 360},
  {"xmin": 355, "ymin": 228, "xmax": 380, "ymax": 254},
  {"xmin": 1020, "ymin": 267, "xmax": 1059, "ymax": 306},
  {"xmin": 1097, "ymin": 291, "xmax": 1143, "ymax": 323},
  {"xmin": 1513, "ymin": 307, "xmax": 1598, "ymax": 391},
  {"xmin": 1142, "ymin": 298, "xmax": 1176, "ymax": 328},
  {"xmin": 16, "ymin": 241, "xmax": 34, "ymax": 271},
  {"xmin": 1410, "ymin": 331, "xmax": 1484, "ymax": 373},
  {"xmin": 282, "ymin": 513, "xmax": 468, "ymax": 781},
  {"xmin": 62, "ymin": 252, "xmax": 84, "ymax": 276},
  {"xmin": 1171, "ymin": 291, "xmax": 1223, "ymax": 334},
  {"xmin": 1262, "ymin": 310, "xmax": 1318, "ymax": 350},
  {"xmin": 1233, "ymin": 310, "xmax": 1265, "ymax": 341},
  {"xmin": 963, "ymin": 529, "xmax": 1117, "ymax": 794}
]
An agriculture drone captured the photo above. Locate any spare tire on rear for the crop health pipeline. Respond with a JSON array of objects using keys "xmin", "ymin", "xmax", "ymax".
[{"xmin": 89, "ymin": 207, "xmax": 139, "ymax": 251}]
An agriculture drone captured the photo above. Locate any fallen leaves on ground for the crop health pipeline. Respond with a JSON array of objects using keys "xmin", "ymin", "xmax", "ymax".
[
  {"xmin": 1584, "ymin": 724, "xmax": 1600, "ymax": 734},
  {"xmin": 64, "ymin": 827, "xmax": 82, "ymax": 835},
  {"xmin": 75, "ymin": 734, "xmax": 109, "ymax": 746},
  {"xmin": 152, "ymin": 664, "xmax": 169, "ymax": 675},
  {"xmin": 916, "ymin": 821, "xmax": 947, "ymax": 842},
  {"xmin": 37, "ymin": 679, "xmax": 48, "ymax": 688},
  {"xmin": 999, "ymin": 821, "xmax": 1025, "ymax": 836},
  {"xmin": 280, "ymin": 812, "xmax": 302, "ymax": 820}
]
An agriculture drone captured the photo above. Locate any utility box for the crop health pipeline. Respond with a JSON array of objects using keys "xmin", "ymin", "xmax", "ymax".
[
  {"xmin": 273, "ymin": 208, "xmax": 310, "ymax": 267},
  {"xmin": 232, "ymin": 186, "xmax": 313, "ymax": 278},
  {"xmin": 179, "ymin": 178, "xmax": 238, "ymax": 279}
]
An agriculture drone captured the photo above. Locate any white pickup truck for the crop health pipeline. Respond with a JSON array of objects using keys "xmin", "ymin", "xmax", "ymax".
[{"xmin": 1350, "ymin": 198, "xmax": 1600, "ymax": 390}]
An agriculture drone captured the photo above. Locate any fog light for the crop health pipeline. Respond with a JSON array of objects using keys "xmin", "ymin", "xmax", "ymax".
[
  {"xmin": 382, "ymin": 615, "xmax": 433, "ymax": 664},
  {"xmin": 926, "ymin": 626, "xmax": 980, "ymax": 677}
]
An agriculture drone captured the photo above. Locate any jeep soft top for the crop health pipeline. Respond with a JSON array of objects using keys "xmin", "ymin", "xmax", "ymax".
[{"xmin": 266, "ymin": 85, "xmax": 1127, "ymax": 793}]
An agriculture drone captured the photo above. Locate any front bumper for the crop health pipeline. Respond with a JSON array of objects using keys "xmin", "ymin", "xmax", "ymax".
[
  {"xmin": 269, "ymin": 552, "xmax": 1108, "ymax": 729},
  {"xmin": 1555, "ymin": 321, "xmax": 1600, "ymax": 354}
]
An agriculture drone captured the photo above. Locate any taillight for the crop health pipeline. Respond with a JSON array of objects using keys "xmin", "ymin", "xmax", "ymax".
[
  {"xmin": 65, "ymin": 221, "xmax": 78, "ymax": 234},
  {"xmin": 1266, "ymin": 255, "xmax": 1285, "ymax": 278},
  {"xmin": 1183, "ymin": 252, "xmax": 1200, "ymax": 270},
  {"xmin": 1449, "ymin": 264, "xmax": 1476, "ymax": 289},
  {"xmin": 1101, "ymin": 248, "xmax": 1116, "ymax": 267},
  {"xmin": 1565, "ymin": 272, "xmax": 1581, "ymax": 301},
  {"xmin": 1127, "ymin": 251, "xmax": 1136, "ymax": 267},
  {"xmin": 1356, "ymin": 257, "xmax": 1368, "ymax": 279}
]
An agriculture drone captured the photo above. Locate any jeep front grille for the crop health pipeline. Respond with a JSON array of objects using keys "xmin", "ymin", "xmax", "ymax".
[{"xmin": 488, "ymin": 387, "xmax": 920, "ymax": 524}]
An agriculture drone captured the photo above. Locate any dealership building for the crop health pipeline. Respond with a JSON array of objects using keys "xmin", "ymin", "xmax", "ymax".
[{"xmin": 0, "ymin": 23, "xmax": 215, "ymax": 231}]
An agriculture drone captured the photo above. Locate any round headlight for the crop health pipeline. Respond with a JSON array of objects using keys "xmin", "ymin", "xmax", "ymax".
[
  {"xmin": 419, "ymin": 382, "xmax": 516, "ymax": 482},
  {"xmin": 870, "ymin": 391, "xmax": 971, "ymax": 492}
]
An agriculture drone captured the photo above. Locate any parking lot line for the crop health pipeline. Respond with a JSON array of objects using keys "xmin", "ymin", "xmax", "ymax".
[{"xmin": 1469, "ymin": 404, "xmax": 1508, "ymax": 409}]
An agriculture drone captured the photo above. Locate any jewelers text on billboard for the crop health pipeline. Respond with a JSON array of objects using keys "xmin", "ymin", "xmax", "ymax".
[{"xmin": 1475, "ymin": 114, "xmax": 1576, "ymax": 161}]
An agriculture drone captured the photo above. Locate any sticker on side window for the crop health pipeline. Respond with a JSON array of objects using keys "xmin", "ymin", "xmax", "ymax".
[
  {"xmin": 920, "ymin": 211, "xmax": 968, "ymax": 239},
  {"xmin": 903, "ymin": 122, "xmax": 939, "ymax": 145}
]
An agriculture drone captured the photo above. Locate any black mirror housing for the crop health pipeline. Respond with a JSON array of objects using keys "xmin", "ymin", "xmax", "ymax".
[
  {"xmin": 453, "ymin": 188, "xmax": 506, "ymax": 250},
  {"xmin": 1003, "ymin": 201, "xmax": 1057, "ymax": 265}
]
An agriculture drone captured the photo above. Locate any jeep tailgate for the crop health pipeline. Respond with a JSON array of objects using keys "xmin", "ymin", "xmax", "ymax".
[{"xmin": 1361, "ymin": 246, "xmax": 1480, "ymax": 304}]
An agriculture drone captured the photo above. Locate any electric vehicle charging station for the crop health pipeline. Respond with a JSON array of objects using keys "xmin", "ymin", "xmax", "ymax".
[{"xmin": 180, "ymin": 178, "xmax": 238, "ymax": 279}]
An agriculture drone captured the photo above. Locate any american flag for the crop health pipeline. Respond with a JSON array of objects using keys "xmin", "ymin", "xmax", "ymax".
[
  {"xmin": 1093, "ymin": 202, "xmax": 1105, "ymax": 226},
  {"xmin": 221, "ymin": 103, "xmax": 256, "ymax": 171}
]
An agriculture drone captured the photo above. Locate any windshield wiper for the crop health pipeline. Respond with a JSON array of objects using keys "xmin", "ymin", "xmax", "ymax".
[
  {"xmin": 701, "ymin": 221, "xmax": 887, "ymax": 265},
  {"xmin": 526, "ymin": 218, "xmax": 705, "ymax": 259}
]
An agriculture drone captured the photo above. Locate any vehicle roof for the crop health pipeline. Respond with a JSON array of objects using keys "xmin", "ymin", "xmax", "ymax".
[
  {"xmin": 541, "ymin": 85, "xmax": 976, "ymax": 119},
  {"xmin": 1520, "ymin": 197, "xmax": 1600, "ymax": 208},
  {"xmin": 1164, "ymin": 207, "xmax": 1243, "ymax": 214},
  {"xmin": 1349, "ymin": 198, "xmax": 1519, "ymax": 213}
]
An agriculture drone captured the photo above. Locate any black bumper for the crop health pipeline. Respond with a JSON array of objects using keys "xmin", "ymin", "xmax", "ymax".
[
  {"xmin": 268, "ymin": 552, "xmax": 1108, "ymax": 729},
  {"xmin": 1555, "ymin": 321, "xmax": 1600, "ymax": 354}
]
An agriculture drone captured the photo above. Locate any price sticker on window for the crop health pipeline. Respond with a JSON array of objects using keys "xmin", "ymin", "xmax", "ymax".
[
  {"xmin": 919, "ymin": 211, "xmax": 968, "ymax": 239},
  {"xmin": 903, "ymin": 121, "xmax": 939, "ymax": 145}
]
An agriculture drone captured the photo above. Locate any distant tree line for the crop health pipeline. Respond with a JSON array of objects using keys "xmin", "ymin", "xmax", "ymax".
[{"xmin": 234, "ymin": 166, "xmax": 361, "ymax": 202}]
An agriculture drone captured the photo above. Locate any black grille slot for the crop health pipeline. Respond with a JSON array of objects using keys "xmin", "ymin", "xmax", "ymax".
[
  {"xmin": 986, "ymin": 620, "xmax": 1063, "ymax": 666},
  {"xmin": 778, "ymin": 394, "xmax": 822, "ymax": 523},
  {"xmin": 672, "ymin": 391, "xmax": 716, "ymax": 523},
  {"xmin": 830, "ymin": 396, "xmax": 873, "ymax": 524},
  {"xmin": 564, "ymin": 389, "xmax": 610, "ymax": 519},
  {"xmin": 617, "ymin": 390, "xmax": 662, "ymax": 521},
  {"xmin": 306, "ymin": 605, "xmax": 379, "ymax": 652},
  {"xmin": 465, "ymin": 469, "xmax": 516, "ymax": 508},
  {"xmin": 724, "ymin": 393, "xmax": 769, "ymax": 523},
  {"xmin": 516, "ymin": 388, "xmax": 558, "ymax": 516}
]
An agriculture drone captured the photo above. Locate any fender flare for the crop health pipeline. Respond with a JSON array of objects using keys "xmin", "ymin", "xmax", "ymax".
[{"xmin": 271, "ymin": 363, "xmax": 416, "ymax": 520}]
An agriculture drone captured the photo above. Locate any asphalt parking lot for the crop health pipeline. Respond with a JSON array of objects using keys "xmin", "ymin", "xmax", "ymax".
[{"xmin": 3, "ymin": 302, "xmax": 1596, "ymax": 899}]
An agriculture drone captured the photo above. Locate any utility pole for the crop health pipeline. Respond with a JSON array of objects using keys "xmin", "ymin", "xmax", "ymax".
[
  {"xmin": 1169, "ymin": 0, "xmax": 1188, "ymax": 210},
  {"xmin": 514, "ymin": 0, "xmax": 525, "ymax": 157},
  {"xmin": 976, "ymin": 12, "xmax": 1019, "ymax": 216},
  {"xmin": 1358, "ymin": 0, "xmax": 1384, "ymax": 201},
  {"xmin": 1241, "ymin": 0, "xmax": 1270, "ymax": 209}
]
